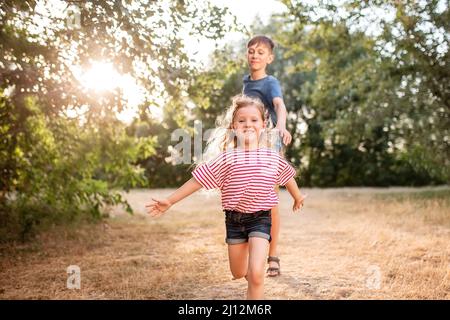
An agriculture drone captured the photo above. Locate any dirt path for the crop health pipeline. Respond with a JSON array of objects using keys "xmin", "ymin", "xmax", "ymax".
[{"xmin": 0, "ymin": 187, "xmax": 449, "ymax": 299}]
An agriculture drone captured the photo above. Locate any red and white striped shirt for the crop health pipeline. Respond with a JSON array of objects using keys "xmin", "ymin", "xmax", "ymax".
[{"xmin": 192, "ymin": 148, "xmax": 296, "ymax": 213}]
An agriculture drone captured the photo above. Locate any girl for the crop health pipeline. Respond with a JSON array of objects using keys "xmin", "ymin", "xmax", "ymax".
[{"xmin": 146, "ymin": 95, "xmax": 306, "ymax": 300}]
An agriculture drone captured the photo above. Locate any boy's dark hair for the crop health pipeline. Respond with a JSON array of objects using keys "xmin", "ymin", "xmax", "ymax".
[{"xmin": 247, "ymin": 35, "xmax": 275, "ymax": 52}]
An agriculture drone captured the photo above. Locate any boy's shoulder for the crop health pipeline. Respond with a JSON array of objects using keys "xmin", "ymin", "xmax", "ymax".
[
  {"xmin": 243, "ymin": 74, "xmax": 281, "ymax": 84},
  {"xmin": 267, "ymin": 75, "xmax": 280, "ymax": 83}
]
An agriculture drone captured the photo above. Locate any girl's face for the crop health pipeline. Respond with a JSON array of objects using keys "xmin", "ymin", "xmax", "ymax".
[{"xmin": 232, "ymin": 104, "xmax": 265, "ymax": 149}]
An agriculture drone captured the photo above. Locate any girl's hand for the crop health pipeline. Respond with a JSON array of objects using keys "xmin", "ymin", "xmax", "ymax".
[
  {"xmin": 293, "ymin": 194, "xmax": 307, "ymax": 213},
  {"xmin": 146, "ymin": 198, "xmax": 172, "ymax": 217}
]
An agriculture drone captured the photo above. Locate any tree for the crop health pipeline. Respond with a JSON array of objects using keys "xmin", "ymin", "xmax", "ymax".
[
  {"xmin": 280, "ymin": 0, "xmax": 449, "ymax": 184},
  {"xmin": 0, "ymin": 0, "xmax": 235, "ymax": 240},
  {"xmin": 159, "ymin": 1, "xmax": 447, "ymax": 188}
]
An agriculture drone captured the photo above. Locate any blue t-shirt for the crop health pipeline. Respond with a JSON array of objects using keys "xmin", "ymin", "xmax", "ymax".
[{"xmin": 242, "ymin": 75, "xmax": 283, "ymax": 126}]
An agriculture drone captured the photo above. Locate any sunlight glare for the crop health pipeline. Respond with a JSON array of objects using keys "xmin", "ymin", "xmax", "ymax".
[
  {"xmin": 81, "ymin": 62, "xmax": 121, "ymax": 92},
  {"xmin": 76, "ymin": 61, "xmax": 151, "ymax": 123}
]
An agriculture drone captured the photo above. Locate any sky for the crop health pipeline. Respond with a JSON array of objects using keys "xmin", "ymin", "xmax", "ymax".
[
  {"xmin": 185, "ymin": 0, "xmax": 287, "ymax": 66},
  {"xmin": 212, "ymin": 0, "xmax": 286, "ymax": 24}
]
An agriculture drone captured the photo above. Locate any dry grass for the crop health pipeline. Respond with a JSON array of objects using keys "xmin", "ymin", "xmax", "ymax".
[{"xmin": 0, "ymin": 187, "xmax": 449, "ymax": 300}]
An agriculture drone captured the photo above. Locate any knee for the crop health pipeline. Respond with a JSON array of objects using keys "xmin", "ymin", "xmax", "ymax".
[
  {"xmin": 246, "ymin": 268, "xmax": 265, "ymax": 286},
  {"xmin": 231, "ymin": 270, "xmax": 247, "ymax": 280}
]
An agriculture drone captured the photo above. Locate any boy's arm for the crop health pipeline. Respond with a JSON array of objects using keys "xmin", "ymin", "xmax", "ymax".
[
  {"xmin": 273, "ymin": 97, "xmax": 292, "ymax": 145},
  {"xmin": 146, "ymin": 177, "xmax": 202, "ymax": 216},
  {"xmin": 284, "ymin": 177, "xmax": 307, "ymax": 212}
]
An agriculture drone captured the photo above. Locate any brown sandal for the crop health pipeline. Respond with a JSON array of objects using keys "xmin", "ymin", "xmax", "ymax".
[{"xmin": 267, "ymin": 256, "xmax": 281, "ymax": 277}]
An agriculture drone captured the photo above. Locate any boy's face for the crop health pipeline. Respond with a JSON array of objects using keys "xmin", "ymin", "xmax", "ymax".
[{"xmin": 246, "ymin": 42, "xmax": 274, "ymax": 73}]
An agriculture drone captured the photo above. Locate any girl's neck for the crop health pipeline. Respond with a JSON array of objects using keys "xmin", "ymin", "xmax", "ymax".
[
  {"xmin": 236, "ymin": 142, "xmax": 259, "ymax": 151},
  {"xmin": 250, "ymin": 70, "xmax": 267, "ymax": 81}
]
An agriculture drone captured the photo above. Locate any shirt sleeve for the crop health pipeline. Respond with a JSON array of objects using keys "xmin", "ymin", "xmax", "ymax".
[
  {"xmin": 276, "ymin": 157, "xmax": 296, "ymax": 186},
  {"xmin": 268, "ymin": 77, "xmax": 283, "ymax": 100},
  {"xmin": 192, "ymin": 153, "xmax": 226, "ymax": 190}
]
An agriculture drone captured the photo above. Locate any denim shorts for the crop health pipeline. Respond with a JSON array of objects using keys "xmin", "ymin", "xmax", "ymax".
[{"xmin": 224, "ymin": 210, "xmax": 272, "ymax": 244}]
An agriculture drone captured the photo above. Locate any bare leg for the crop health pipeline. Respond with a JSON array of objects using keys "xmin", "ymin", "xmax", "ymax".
[
  {"xmin": 268, "ymin": 202, "xmax": 281, "ymax": 276},
  {"xmin": 246, "ymin": 237, "xmax": 269, "ymax": 299},
  {"xmin": 228, "ymin": 242, "xmax": 248, "ymax": 280}
]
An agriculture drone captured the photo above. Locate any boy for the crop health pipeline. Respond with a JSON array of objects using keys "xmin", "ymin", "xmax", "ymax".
[{"xmin": 242, "ymin": 35, "xmax": 292, "ymax": 277}]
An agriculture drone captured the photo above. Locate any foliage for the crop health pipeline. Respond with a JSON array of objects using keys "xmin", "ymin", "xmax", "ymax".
[
  {"xmin": 0, "ymin": 0, "xmax": 234, "ymax": 240},
  {"xmin": 281, "ymin": 0, "xmax": 449, "ymax": 183},
  {"xmin": 187, "ymin": 1, "xmax": 448, "ymax": 187},
  {"xmin": 1, "ymin": 0, "xmax": 448, "ymax": 241}
]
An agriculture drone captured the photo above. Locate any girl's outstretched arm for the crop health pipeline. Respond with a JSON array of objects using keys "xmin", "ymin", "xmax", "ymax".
[
  {"xmin": 284, "ymin": 177, "xmax": 307, "ymax": 213},
  {"xmin": 146, "ymin": 177, "xmax": 202, "ymax": 217}
]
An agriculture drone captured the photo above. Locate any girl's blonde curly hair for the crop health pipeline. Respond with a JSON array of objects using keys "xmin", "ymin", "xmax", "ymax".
[{"xmin": 197, "ymin": 94, "xmax": 278, "ymax": 166}]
